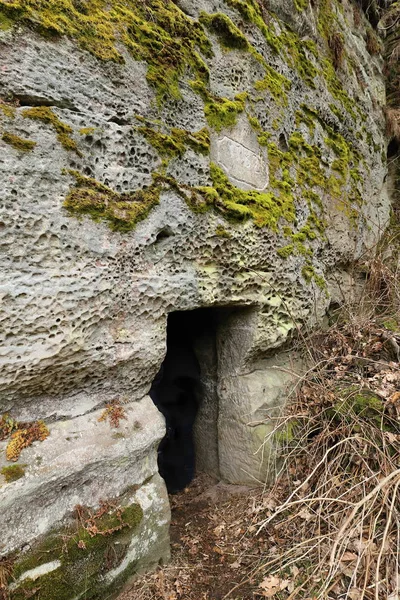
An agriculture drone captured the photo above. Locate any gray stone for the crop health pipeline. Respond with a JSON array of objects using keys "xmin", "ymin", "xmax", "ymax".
[{"xmin": 210, "ymin": 114, "xmax": 269, "ymax": 191}]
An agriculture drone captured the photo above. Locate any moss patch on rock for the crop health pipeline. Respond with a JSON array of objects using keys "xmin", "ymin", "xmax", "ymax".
[
  {"xmin": 0, "ymin": 9, "xmax": 13, "ymax": 30},
  {"xmin": 136, "ymin": 119, "xmax": 210, "ymax": 159},
  {"xmin": 254, "ymin": 66, "xmax": 292, "ymax": 106},
  {"xmin": 0, "ymin": 0, "xmax": 212, "ymax": 103},
  {"xmin": 23, "ymin": 106, "xmax": 80, "ymax": 154},
  {"xmin": 64, "ymin": 170, "xmax": 161, "ymax": 233},
  {"xmin": 203, "ymin": 92, "xmax": 247, "ymax": 132},
  {"xmin": 329, "ymin": 389, "xmax": 393, "ymax": 431},
  {"xmin": 1, "ymin": 131, "xmax": 36, "ymax": 152},
  {"xmin": 199, "ymin": 12, "xmax": 249, "ymax": 51},
  {"xmin": 11, "ymin": 500, "xmax": 144, "ymax": 600},
  {"xmin": 0, "ymin": 103, "xmax": 16, "ymax": 119},
  {"xmin": 1, "ymin": 464, "xmax": 25, "ymax": 483},
  {"xmin": 195, "ymin": 163, "xmax": 295, "ymax": 229}
]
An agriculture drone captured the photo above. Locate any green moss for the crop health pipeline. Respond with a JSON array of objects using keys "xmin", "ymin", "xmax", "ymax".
[
  {"xmin": 203, "ymin": 93, "xmax": 246, "ymax": 132},
  {"xmin": 254, "ymin": 65, "xmax": 292, "ymax": 105},
  {"xmin": 224, "ymin": 0, "xmax": 282, "ymax": 54},
  {"xmin": 0, "ymin": 103, "xmax": 16, "ymax": 119},
  {"xmin": 322, "ymin": 59, "xmax": 357, "ymax": 118},
  {"xmin": 330, "ymin": 390, "xmax": 386, "ymax": 429},
  {"xmin": 294, "ymin": 104, "xmax": 363, "ymax": 218},
  {"xmin": 136, "ymin": 121, "xmax": 210, "ymax": 159},
  {"xmin": 199, "ymin": 12, "xmax": 248, "ymax": 50},
  {"xmin": 301, "ymin": 263, "xmax": 326, "ymax": 289},
  {"xmin": 1, "ymin": 132, "xmax": 36, "ymax": 152},
  {"xmin": 248, "ymin": 116, "xmax": 262, "ymax": 131},
  {"xmin": 1, "ymin": 464, "xmax": 25, "ymax": 482},
  {"xmin": 79, "ymin": 127, "xmax": 96, "ymax": 136},
  {"xmin": 195, "ymin": 163, "xmax": 295, "ymax": 229},
  {"xmin": 275, "ymin": 419, "xmax": 300, "ymax": 443},
  {"xmin": 225, "ymin": 0, "xmax": 318, "ymax": 87},
  {"xmin": 12, "ymin": 500, "xmax": 143, "ymax": 600},
  {"xmin": 294, "ymin": 0, "xmax": 309, "ymax": 10},
  {"xmin": 0, "ymin": 0, "xmax": 212, "ymax": 103},
  {"xmin": 215, "ymin": 225, "xmax": 231, "ymax": 238},
  {"xmin": 279, "ymin": 29, "xmax": 318, "ymax": 87},
  {"xmin": 64, "ymin": 171, "xmax": 161, "ymax": 232},
  {"xmin": 277, "ymin": 244, "xmax": 294, "ymax": 258},
  {"xmin": 23, "ymin": 106, "xmax": 80, "ymax": 154},
  {"xmin": 0, "ymin": 9, "xmax": 13, "ymax": 30},
  {"xmin": 383, "ymin": 318, "xmax": 398, "ymax": 332}
]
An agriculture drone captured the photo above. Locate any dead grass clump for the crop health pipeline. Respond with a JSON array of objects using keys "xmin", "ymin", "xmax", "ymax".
[
  {"xmin": 366, "ymin": 29, "xmax": 381, "ymax": 54},
  {"xmin": 328, "ymin": 31, "xmax": 345, "ymax": 70},
  {"xmin": 0, "ymin": 558, "xmax": 13, "ymax": 600},
  {"xmin": 248, "ymin": 318, "xmax": 400, "ymax": 599},
  {"xmin": 386, "ymin": 107, "xmax": 400, "ymax": 141}
]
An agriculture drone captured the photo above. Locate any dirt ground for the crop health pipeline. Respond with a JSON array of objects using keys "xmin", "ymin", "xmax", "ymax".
[{"xmin": 118, "ymin": 474, "xmax": 268, "ymax": 600}]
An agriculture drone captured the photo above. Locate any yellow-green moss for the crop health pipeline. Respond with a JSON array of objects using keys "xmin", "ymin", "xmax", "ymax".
[
  {"xmin": 0, "ymin": 9, "xmax": 13, "ymax": 30},
  {"xmin": 1, "ymin": 132, "xmax": 36, "ymax": 152},
  {"xmin": 322, "ymin": 59, "xmax": 357, "ymax": 118},
  {"xmin": 225, "ymin": 0, "xmax": 318, "ymax": 87},
  {"xmin": 275, "ymin": 419, "xmax": 300, "ymax": 443},
  {"xmin": 78, "ymin": 127, "xmax": 96, "ymax": 136},
  {"xmin": 64, "ymin": 170, "xmax": 161, "ymax": 232},
  {"xmin": 277, "ymin": 244, "xmax": 294, "ymax": 259},
  {"xmin": 294, "ymin": 105, "xmax": 363, "ymax": 211},
  {"xmin": 294, "ymin": 0, "xmax": 309, "ymax": 10},
  {"xmin": 204, "ymin": 92, "xmax": 247, "ymax": 132},
  {"xmin": 215, "ymin": 224, "xmax": 231, "ymax": 238},
  {"xmin": 383, "ymin": 318, "xmax": 399, "ymax": 332},
  {"xmin": 12, "ymin": 500, "xmax": 143, "ymax": 600},
  {"xmin": 199, "ymin": 12, "xmax": 248, "ymax": 50},
  {"xmin": 22, "ymin": 106, "xmax": 80, "ymax": 154},
  {"xmin": 0, "ymin": 0, "xmax": 212, "ymax": 103},
  {"xmin": 195, "ymin": 163, "xmax": 295, "ymax": 228},
  {"xmin": 254, "ymin": 65, "xmax": 292, "ymax": 106},
  {"xmin": 302, "ymin": 263, "xmax": 326, "ymax": 289},
  {"xmin": 136, "ymin": 121, "xmax": 210, "ymax": 159},
  {"xmin": 1, "ymin": 464, "xmax": 25, "ymax": 483},
  {"xmin": 330, "ymin": 390, "xmax": 388, "ymax": 430},
  {"xmin": 0, "ymin": 103, "xmax": 16, "ymax": 119},
  {"xmin": 224, "ymin": 0, "xmax": 282, "ymax": 54}
]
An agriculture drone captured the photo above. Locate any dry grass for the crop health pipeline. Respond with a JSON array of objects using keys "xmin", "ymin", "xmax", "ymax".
[
  {"xmin": 226, "ymin": 239, "xmax": 400, "ymax": 600},
  {"xmin": 328, "ymin": 31, "xmax": 345, "ymax": 70},
  {"xmin": 386, "ymin": 107, "xmax": 400, "ymax": 142}
]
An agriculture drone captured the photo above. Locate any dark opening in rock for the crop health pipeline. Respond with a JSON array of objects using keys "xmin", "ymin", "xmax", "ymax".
[
  {"xmin": 150, "ymin": 307, "xmax": 249, "ymax": 493},
  {"xmin": 387, "ymin": 137, "xmax": 399, "ymax": 159}
]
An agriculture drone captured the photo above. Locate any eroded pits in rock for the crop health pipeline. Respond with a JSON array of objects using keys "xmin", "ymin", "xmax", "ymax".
[{"xmin": 150, "ymin": 307, "xmax": 250, "ymax": 494}]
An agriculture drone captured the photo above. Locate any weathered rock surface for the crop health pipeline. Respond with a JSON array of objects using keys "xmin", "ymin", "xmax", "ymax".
[{"xmin": 0, "ymin": 0, "xmax": 390, "ymax": 596}]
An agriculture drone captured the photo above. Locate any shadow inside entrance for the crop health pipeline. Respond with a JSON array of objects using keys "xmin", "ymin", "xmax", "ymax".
[{"xmin": 149, "ymin": 311, "xmax": 202, "ymax": 493}]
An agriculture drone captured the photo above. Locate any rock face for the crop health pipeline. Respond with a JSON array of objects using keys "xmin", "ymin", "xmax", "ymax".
[{"xmin": 0, "ymin": 0, "xmax": 390, "ymax": 597}]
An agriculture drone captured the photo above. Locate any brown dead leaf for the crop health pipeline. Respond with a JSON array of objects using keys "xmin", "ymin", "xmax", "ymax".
[
  {"xmin": 259, "ymin": 575, "xmax": 290, "ymax": 597},
  {"xmin": 340, "ymin": 551, "xmax": 358, "ymax": 562},
  {"xmin": 389, "ymin": 391, "xmax": 400, "ymax": 404}
]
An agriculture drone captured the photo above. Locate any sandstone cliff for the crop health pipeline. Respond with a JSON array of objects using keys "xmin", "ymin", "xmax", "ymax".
[{"xmin": 0, "ymin": 1, "xmax": 391, "ymax": 598}]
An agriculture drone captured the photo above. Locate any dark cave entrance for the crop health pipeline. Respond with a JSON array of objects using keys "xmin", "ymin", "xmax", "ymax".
[{"xmin": 149, "ymin": 307, "xmax": 250, "ymax": 494}]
